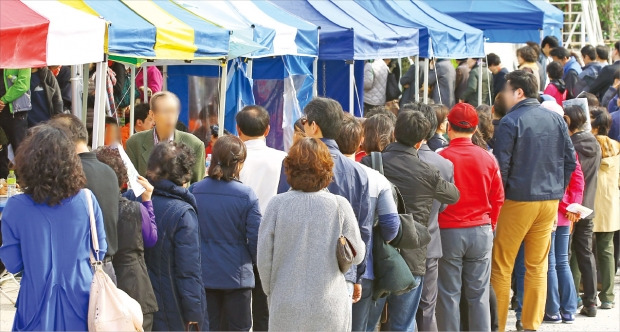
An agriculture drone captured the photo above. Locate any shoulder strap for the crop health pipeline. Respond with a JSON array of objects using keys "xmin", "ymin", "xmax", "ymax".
[
  {"xmin": 84, "ymin": 189, "xmax": 101, "ymax": 264},
  {"xmin": 371, "ymin": 151, "xmax": 384, "ymax": 175}
]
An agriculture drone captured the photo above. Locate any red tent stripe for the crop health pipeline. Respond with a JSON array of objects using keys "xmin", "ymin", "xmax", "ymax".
[{"xmin": 0, "ymin": 0, "xmax": 49, "ymax": 68}]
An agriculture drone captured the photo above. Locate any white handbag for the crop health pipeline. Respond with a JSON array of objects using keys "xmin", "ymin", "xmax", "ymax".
[{"xmin": 85, "ymin": 189, "xmax": 144, "ymax": 332}]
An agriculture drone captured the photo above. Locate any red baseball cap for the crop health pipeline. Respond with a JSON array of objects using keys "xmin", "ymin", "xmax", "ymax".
[{"xmin": 448, "ymin": 103, "xmax": 479, "ymax": 129}]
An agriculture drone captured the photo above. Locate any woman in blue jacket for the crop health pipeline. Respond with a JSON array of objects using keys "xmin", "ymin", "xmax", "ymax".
[
  {"xmin": 144, "ymin": 142, "xmax": 208, "ymax": 331},
  {"xmin": 0, "ymin": 125, "xmax": 106, "ymax": 331},
  {"xmin": 192, "ymin": 135, "xmax": 261, "ymax": 331}
]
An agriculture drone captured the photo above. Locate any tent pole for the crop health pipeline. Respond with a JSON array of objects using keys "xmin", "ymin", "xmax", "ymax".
[
  {"xmin": 162, "ymin": 65, "xmax": 168, "ymax": 91},
  {"xmin": 313, "ymin": 57, "xmax": 318, "ymax": 97},
  {"xmin": 478, "ymin": 59, "xmax": 483, "ymax": 106},
  {"xmin": 70, "ymin": 65, "xmax": 81, "ymax": 117},
  {"xmin": 349, "ymin": 61, "xmax": 355, "ymax": 114},
  {"xmin": 247, "ymin": 59, "xmax": 253, "ymax": 79},
  {"xmin": 423, "ymin": 58, "xmax": 429, "ymax": 104},
  {"xmin": 93, "ymin": 60, "xmax": 108, "ymax": 148},
  {"xmin": 129, "ymin": 65, "xmax": 136, "ymax": 137},
  {"xmin": 414, "ymin": 56, "xmax": 420, "ymax": 103},
  {"xmin": 218, "ymin": 60, "xmax": 228, "ymax": 137},
  {"xmin": 82, "ymin": 63, "xmax": 89, "ymax": 121},
  {"xmin": 143, "ymin": 65, "xmax": 148, "ymax": 103}
]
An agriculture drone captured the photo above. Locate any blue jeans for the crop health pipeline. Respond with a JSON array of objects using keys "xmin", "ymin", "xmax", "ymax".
[
  {"xmin": 366, "ymin": 275, "xmax": 424, "ymax": 331},
  {"xmin": 546, "ymin": 227, "xmax": 578, "ymax": 315},
  {"xmin": 514, "ymin": 244, "xmax": 525, "ymax": 320}
]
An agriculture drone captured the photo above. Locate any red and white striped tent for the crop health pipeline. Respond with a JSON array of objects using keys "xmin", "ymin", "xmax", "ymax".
[{"xmin": 0, "ymin": 0, "xmax": 106, "ymax": 68}]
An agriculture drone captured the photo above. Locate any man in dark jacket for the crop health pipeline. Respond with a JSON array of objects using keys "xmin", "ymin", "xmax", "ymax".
[
  {"xmin": 362, "ymin": 111, "xmax": 459, "ymax": 331},
  {"xmin": 401, "ymin": 102, "xmax": 455, "ymax": 332},
  {"xmin": 550, "ymin": 47, "xmax": 582, "ymax": 100},
  {"xmin": 488, "ymin": 53, "xmax": 509, "ymax": 100},
  {"xmin": 491, "ymin": 70, "xmax": 576, "ymax": 332},
  {"xmin": 587, "ymin": 41, "xmax": 620, "ymax": 99},
  {"xmin": 277, "ymin": 97, "xmax": 372, "ymax": 303},
  {"xmin": 28, "ymin": 67, "xmax": 64, "ymax": 127},
  {"xmin": 48, "ymin": 114, "xmax": 120, "ymax": 284},
  {"xmin": 576, "ymin": 45, "xmax": 604, "ymax": 95}
]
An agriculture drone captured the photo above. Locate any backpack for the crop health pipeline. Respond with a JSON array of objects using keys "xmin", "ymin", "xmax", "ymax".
[{"xmin": 85, "ymin": 189, "xmax": 144, "ymax": 332}]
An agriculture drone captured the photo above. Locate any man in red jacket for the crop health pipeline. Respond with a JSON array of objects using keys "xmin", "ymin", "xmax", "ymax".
[{"xmin": 435, "ymin": 103, "xmax": 505, "ymax": 331}]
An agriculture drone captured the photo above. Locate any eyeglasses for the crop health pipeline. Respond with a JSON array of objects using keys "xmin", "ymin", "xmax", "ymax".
[{"xmin": 300, "ymin": 116, "xmax": 309, "ymax": 126}]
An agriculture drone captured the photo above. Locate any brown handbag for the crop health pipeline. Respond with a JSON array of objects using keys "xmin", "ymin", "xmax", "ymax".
[{"xmin": 335, "ymin": 198, "xmax": 356, "ymax": 273}]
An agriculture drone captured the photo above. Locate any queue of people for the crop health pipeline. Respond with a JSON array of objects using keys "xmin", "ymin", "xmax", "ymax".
[{"xmin": 0, "ymin": 39, "xmax": 619, "ymax": 332}]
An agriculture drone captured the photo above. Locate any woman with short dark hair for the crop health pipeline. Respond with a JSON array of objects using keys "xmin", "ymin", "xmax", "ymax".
[
  {"xmin": 191, "ymin": 135, "xmax": 261, "ymax": 331},
  {"xmin": 257, "ymin": 137, "xmax": 365, "ymax": 331},
  {"xmin": 544, "ymin": 62, "xmax": 568, "ymax": 105},
  {"xmin": 144, "ymin": 142, "xmax": 208, "ymax": 331},
  {"xmin": 0, "ymin": 125, "xmax": 107, "ymax": 330}
]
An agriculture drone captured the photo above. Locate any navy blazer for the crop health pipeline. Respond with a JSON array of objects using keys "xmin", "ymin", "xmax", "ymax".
[
  {"xmin": 192, "ymin": 177, "xmax": 261, "ymax": 289},
  {"xmin": 493, "ymin": 98, "xmax": 576, "ymax": 201}
]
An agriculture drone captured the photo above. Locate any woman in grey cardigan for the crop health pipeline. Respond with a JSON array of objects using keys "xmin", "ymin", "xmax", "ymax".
[{"xmin": 257, "ymin": 138, "xmax": 365, "ymax": 331}]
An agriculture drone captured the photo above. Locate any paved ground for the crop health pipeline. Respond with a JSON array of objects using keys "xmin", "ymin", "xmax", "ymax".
[{"xmin": 1, "ymin": 272, "xmax": 619, "ymax": 331}]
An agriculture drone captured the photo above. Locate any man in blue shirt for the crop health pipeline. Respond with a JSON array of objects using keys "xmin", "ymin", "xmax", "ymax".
[{"xmin": 278, "ymin": 97, "xmax": 372, "ymax": 303}]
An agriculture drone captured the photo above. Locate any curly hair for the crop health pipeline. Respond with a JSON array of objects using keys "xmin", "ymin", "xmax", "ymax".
[
  {"xmin": 284, "ymin": 138, "xmax": 334, "ymax": 192},
  {"xmin": 475, "ymin": 104, "xmax": 494, "ymax": 144},
  {"xmin": 146, "ymin": 142, "xmax": 196, "ymax": 186},
  {"xmin": 95, "ymin": 147, "xmax": 128, "ymax": 189},
  {"xmin": 517, "ymin": 46, "xmax": 538, "ymax": 63},
  {"xmin": 208, "ymin": 135, "xmax": 247, "ymax": 181},
  {"xmin": 15, "ymin": 124, "xmax": 86, "ymax": 206}
]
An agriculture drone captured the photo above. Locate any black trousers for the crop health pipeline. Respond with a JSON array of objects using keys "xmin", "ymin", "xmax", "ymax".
[
  {"xmin": 569, "ymin": 218, "xmax": 598, "ymax": 307},
  {"xmin": 0, "ymin": 111, "xmax": 28, "ymax": 178},
  {"xmin": 205, "ymin": 288, "xmax": 252, "ymax": 331},
  {"xmin": 252, "ymin": 265, "xmax": 269, "ymax": 331}
]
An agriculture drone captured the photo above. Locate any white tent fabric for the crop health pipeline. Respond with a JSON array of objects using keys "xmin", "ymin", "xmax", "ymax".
[{"xmin": 22, "ymin": 0, "xmax": 106, "ymax": 65}]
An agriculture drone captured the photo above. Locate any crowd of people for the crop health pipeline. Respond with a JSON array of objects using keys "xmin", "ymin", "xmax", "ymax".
[{"xmin": 0, "ymin": 38, "xmax": 618, "ymax": 332}]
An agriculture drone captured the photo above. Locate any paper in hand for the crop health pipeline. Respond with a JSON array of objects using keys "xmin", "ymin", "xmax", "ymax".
[
  {"xmin": 566, "ymin": 203, "xmax": 593, "ymax": 219},
  {"xmin": 113, "ymin": 143, "xmax": 146, "ymax": 197}
]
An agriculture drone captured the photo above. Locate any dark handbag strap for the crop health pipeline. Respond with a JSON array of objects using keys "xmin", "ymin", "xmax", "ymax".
[
  {"xmin": 370, "ymin": 151, "xmax": 407, "ymax": 214},
  {"xmin": 371, "ymin": 151, "xmax": 384, "ymax": 175}
]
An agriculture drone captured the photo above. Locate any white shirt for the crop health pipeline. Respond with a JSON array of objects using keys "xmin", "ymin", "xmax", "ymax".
[{"xmin": 239, "ymin": 138, "xmax": 287, "ymax": 214}]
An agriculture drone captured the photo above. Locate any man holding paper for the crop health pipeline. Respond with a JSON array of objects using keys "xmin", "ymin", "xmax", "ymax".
[{"xmin": 126, "ymin": 92, "xmax": 205, "ymax": 184}]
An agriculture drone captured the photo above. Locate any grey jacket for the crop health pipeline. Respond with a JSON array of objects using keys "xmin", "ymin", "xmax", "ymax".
[
  {"xmin": 428, "ymin": 59, "xmax": 457, "ymax": 108},
  {"xmin": 418, "ymin": 144, "xmax": 455, "ymax": 259},
  {"xmin": 363, "ymin": 142, "xmax": 460, "ymax": 276}
]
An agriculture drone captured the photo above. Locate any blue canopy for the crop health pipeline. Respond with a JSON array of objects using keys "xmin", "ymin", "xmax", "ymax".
[
  {"xmin": 527, "ymin": 0, "xmax": 564, "ymax": 44},
  {"xmin": 354, "ymin": 0, "xmax": 484, "ymax": 58},
  {"xmin": 421, "ymin": 0, "xmax": 545, "ymax": 43},
  {"xmin": 274, "ymin": 0, "xmax": 400, "ymax": 60},
  {"xmin": 275, "ymin": 0, "xmax": 419, "ymax": 60}
]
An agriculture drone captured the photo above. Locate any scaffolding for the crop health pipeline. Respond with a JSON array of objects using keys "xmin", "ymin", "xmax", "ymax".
[{"xmin": 551, "ymin": 0, "xmax": 604, "ymax": 48}]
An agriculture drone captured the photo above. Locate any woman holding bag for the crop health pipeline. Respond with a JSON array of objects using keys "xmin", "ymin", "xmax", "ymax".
[
  {"xmin": 257, "ymin": 137, "xmax": 365, "ymax": 331},
  {"xmin": 0, "ymin": 124, "xmax": 107, "ymax": 331}
]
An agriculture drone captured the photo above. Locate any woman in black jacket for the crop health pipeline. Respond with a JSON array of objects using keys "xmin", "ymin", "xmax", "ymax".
[
  {"xmin": 563, "ymin": 105, "xmax": 602, "ymax": 317},
  {"xmin": 95, "ymin": 147, "xmax": 159, "ymax": 331}
]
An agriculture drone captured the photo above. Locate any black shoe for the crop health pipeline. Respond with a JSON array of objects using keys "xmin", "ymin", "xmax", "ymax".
[
  {"xmin": 516, "ymin": 320, "xmax": 523, "ymax": 331},
  {"xmin": 580, "ymin": 304, "xmax": 597, "ymax": 317}
]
